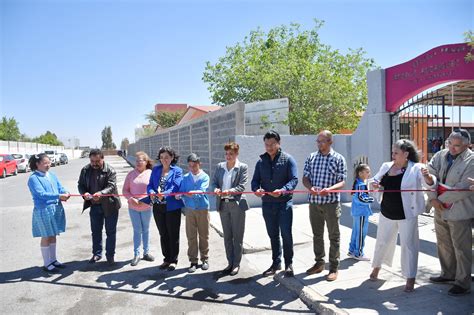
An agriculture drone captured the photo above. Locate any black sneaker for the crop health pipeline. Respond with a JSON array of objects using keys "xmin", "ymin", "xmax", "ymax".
[
  {"xmin": 159, "ymin": 262, "xmax": 170, "ymax": 270},
  {"xmin": 221, "ymin": 265, "xmax": 232, "ymax": 275},
  {"xmin": 448, "ymin": 285, "xmax": 471, "ymax": 296},
  {"xmin": 263, "ymin": 265, "xmax": 281, "ymax": 277},
  {"xmin": 188, "ymin": 263, "xmax": 198, "ymax": 273},
  {"xmin": 142, "ymin": 253, "xmax": 155, "ymax": 262},
  {"xmin": 285, "ymin": 264, "xmax": 294, "ymax": 277},
  {"xmin": 131, "ymin": 256, "xmax": 140, "ymax": 266},
  {"xmin": 167, "ymin": 263, "xmax": 177, "ymax": 271},
  {"xmin": 88, "ymin": 255, "xmax": 102, "ymax": 264},
  {"xmin": 106, "ymin": 256, "xmax": 115, "ymax": 266},
  {"xmin": 229, "ymin": 266, "xmax": 240, "ymax": 276}
]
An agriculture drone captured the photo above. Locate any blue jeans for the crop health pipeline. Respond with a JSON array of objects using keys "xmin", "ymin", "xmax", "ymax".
[
  {"xmin": 89, "ymin": 204, "xmax": 119, "ymax": 258},
  {"xmin": 128, "ymin": 208, "xmax": 152, "ymax": 257},
  {"xmin": 262, "ymin": 201, "xmax": 294, "ymax": 267}
]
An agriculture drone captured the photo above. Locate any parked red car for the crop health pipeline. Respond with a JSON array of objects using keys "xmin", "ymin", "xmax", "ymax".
[{"xmin": 0, "ymin": 154, "xmax": 18, "ymax": 178}]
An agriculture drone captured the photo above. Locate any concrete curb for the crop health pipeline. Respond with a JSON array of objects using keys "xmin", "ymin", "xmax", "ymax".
[
  {"xmin": 210, "ymin": 218, "xmax": 346, "ymax": 314},
  {"xmin": 274, "ymin": 273, "xmax": 348, "ymax": 315}
]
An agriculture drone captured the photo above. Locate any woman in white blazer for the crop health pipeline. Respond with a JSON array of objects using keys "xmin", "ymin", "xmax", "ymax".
[{"xmin": 369, "ymin": 139, "xmax": 436, "ymax": 292}]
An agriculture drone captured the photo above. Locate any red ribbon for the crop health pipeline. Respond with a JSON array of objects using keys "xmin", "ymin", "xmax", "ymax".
[{"xmin": 67, "ymin": 188, "xmax": 471, "ymax": 198}]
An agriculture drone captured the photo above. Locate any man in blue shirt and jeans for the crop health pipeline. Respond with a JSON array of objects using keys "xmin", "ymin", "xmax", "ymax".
[{"xmin": 251, "ymin": 130, "xmax": 298, "ymax": 277}]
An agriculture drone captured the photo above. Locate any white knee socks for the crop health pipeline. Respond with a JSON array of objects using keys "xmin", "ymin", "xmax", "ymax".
[
  {"xmin": 41, "ymin": 246, "xmax": 52, "ymax": 269},
  {"xmin": 49, "ymin": 243, "xmax": 57, "ymax": 263}
]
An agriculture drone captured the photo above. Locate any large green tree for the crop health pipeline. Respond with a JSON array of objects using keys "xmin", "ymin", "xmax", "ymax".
[
  {"xmin": 120, "ymin": 137, "xmax": 130, "ymax": 150},
  {"xmin": 203, "ymin": 21, "xmax": 376, "ymax": 134},
  {"xmin": 32, "ymin": 131, "xmax": 63, "ymax": 146},
  {"xmin": 465, "ymin": 30, "xmax": 473, "ymax": 62},
  {"xmin": 101, "ymin": 126, "xmax": 116, "ymax": 150},
  {"xmin": 145, "ymin": 110, "xmax": 185, "ymax": 129},
  {"xmin": 0, "ymin": 116, "xmax": 21, "ymax": 141}
]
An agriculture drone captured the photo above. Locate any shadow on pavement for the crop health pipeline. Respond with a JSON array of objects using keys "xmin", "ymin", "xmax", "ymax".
[
  {"xmin": 0, "ymin": 262, "xmax": 312, "ymax": 313},
  {"xmin": 325, "ymin": 278, "xmax": 473, "ymax": 315},
  {"xmin": 95, "ymin": 266, "xmax": 310, "ymax": 311},
  {"xmin": 339, "ymin": 207, "xmax": 439, "ymax": 259}
]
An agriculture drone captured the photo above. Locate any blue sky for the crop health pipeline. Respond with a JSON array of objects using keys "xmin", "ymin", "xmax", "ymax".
[{"xmin": 1, "ymin": 0, "xmax": 472, "ymax": 148}]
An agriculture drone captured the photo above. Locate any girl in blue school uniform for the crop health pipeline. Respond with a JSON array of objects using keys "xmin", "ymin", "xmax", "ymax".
[
  {"xmin": 28, "ymin": 153, "xmax": 70, "ymax": 272},
  {"xmin": 348, "ymin": 163, "xmax": 374, "ymax": 261}
]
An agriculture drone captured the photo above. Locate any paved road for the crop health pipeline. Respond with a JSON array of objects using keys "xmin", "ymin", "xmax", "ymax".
[{"xmin": 0, "ymin": 157, "xmax": 312, "ymax": 314}]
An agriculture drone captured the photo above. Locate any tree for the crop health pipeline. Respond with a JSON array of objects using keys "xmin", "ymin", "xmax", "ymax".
[
  {"xmin": 203, "ymin": 20, "xmax": 376, "ymax": 134},
  {"xmin": 135, "ymin": 125, "xmax": 156, "ymax": 140},
  {"xmin": 19, "ymin": 133, "xmax": 32, "ymax": 142},
  {"xmin": 145, "ymin": 110, "xmax": 185, "ymax": 129},
  {"xmin": 464, "ymin": 30, "xmax": 473, "ymax": 63},
  {"xmin": 101, "ymin": 126, "xmax": 116, "ymax": 150},
  {"xmin": 120, "ymin": 137, "xmax": 130, "ymax": 150},
  {"xmin": 33, "ymin": 131, "xmax": 63, "ymax": 146},
  {"xmin": 0, "ymin": 116, "xmax": 21, "ymax": 141}
]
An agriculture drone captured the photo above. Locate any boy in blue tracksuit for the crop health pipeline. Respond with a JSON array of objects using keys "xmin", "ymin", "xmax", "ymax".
[
  {"xmin": 177, "ymin": 153, "xmax": 210, "ymax": 273},
  {"xmin": 348, "ymin": 164, "xmax": 374, "ymax": 261}
]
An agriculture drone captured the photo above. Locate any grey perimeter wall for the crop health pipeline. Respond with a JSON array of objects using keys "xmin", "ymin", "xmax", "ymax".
[
  {"xmin": 128, "ymin": 71, "xmax": 392, "ymax": 208},
  {"xmin": 128, "ymin": 102, "xmax": 246, "ymax": 180}
]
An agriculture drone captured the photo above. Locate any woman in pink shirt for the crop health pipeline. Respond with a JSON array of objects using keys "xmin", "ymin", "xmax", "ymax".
[{"xmin": 122, "ymin": 151, "xmax": 155, "ymax": 266}]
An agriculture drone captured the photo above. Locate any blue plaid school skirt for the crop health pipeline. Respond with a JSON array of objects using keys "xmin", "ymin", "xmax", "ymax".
[{"xmin": 32, "ymin": 203, "xmax": 66, "ymax": 237}]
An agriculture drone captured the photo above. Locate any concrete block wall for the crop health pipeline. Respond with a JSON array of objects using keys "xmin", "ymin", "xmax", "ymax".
[
  {"xmin": 128, "ymin": 101, "xmax": 245, "ymax": 179},
  {"xmin": 210, "ymin": 112, "xmax": 237, "ymax": 169},
  {"xmin": 127, "ymin": 89, "xmax": 393, "ymax": 208},
  {"xmin": 190, "ymin": 120, "xmax": 211, "ymax": 173}
]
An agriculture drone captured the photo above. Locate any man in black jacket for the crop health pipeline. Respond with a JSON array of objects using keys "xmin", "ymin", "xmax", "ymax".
[
  {"xmin": 78, "ymin": 149, "xmax": 121, "ymax": 265},
  {"xmin": 251, "ymin": 130, "xmax": 298, "ymax": 277}
]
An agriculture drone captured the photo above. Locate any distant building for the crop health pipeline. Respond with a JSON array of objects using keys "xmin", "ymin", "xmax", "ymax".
[
  {"xmin": 154, "ymin": 103, "xmax": 188, "ymax": 113},
  {"xmin": 60, "ymin": 137, "xmax": 80, "ymax": 149},
  {"xmin": 177, "ymin": 105, "xmax": 221, "ymax": 125}
]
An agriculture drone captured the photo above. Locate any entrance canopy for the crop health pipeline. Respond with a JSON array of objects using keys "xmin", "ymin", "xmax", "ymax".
[{"xmin": 385, "ymin": 43, "xmax": 474, "ymax": 112}]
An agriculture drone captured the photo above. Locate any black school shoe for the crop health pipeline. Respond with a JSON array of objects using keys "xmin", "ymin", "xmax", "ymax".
[
  {"xmin": 42, "ymin": 263, "xmax": 58, "ymax": 273},
  {"xmin": 52, "ymin": 260, "xmax": 66, "ymax": 268}
]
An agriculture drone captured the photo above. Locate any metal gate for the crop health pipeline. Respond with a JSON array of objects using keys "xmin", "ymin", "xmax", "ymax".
[{"xmin": 391, "ymin": 91, "xmax": 448, "ymax": 163}]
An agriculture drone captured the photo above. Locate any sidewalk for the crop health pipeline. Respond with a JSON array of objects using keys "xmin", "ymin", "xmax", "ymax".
[{"xmin": 209, "ymin": 203, "xmax": 474, "ymax": 314}]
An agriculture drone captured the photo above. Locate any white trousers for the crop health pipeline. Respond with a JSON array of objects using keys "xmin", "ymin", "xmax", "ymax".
[{"xmin": 372, "ymin": 213, "xmax": 419, "ymax": 278}]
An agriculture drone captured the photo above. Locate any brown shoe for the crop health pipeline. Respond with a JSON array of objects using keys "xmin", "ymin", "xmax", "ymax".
[
  {"xmin": 326, "ymin": 270, "xmax": 338, "ymax": 281},
  {"xmin": 306, "ymin": 263, "xmax": 324, "ymax": 275}
]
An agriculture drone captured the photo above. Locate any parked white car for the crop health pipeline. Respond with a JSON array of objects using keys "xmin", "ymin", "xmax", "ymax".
[
  {"xmin": 11, "ymin": 153, "xmax": 30, "ymax": 173},
  {"xmin": 44, "ymin": 150, "xmax": 62, "ymax": 166}
]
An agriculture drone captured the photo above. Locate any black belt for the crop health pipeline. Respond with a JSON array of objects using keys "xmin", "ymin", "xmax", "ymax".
[{"xmin": 222, "ymin": 198, "xmax": 236, "ymax": 203}]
